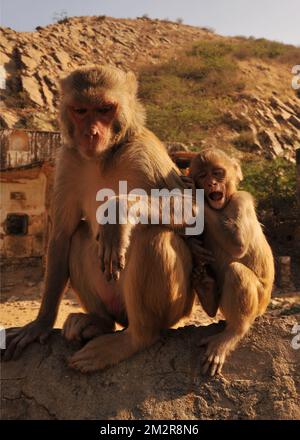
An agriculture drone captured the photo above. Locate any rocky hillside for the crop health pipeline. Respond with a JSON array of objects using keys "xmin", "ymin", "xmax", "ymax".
[
  {"xmin": 0, "ymin": 15, "xmax": 300, "ymax": 160},
  {"xmin": 0, "ymin": 16, "xmax": 211, "ymax": 127}
]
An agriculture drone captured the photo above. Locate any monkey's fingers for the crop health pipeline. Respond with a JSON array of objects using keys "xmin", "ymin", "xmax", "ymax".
[
  {"xmin": 180, "ymin": 176, "xmax": 195, "ymax": 190},
  {"xmin": 4, "ymin": 328, "xmax": 21, "ymax": 344},
  {"xmin": 201, "ymin": 358, "xmax": 212, "ymax": 375},
  {"xmin": 111, "ymin": 247, "xmax": 126, "ymax": 281},
  {"xmin": 81, "ymin": 324, "xmax": 103, "ymax": 340},
  {"xmin": 192, "ymin": 267, "xmax": 204, "ymax": 278},
  {"xmin": 63, "ymin": 313, "xmax": 85, "ymax": 341},
  {"xmin": 14, "ymin": 331, "xmax": 50, "ymax": 359},
  {"xmin": 201, "ymin": 353, "xmax": 216, "ymax": 375},
  {"xmin": 3, "ymin": 332, "xmax": 23, "ymax": 361},
  {"xmin": 189, "ymin": 243, "xmax": 215, "ymax": 261},
  {"xmin": 216, "ymin": 360, "xmax": 224, "ymax": 375},
  {"xmin": 202, "ymin": 353, "xmax": 225, "ymax": 377},
  {"xmin": 3, "ymin": 330, "xmax": 35, "ymax": 361},
  {"xmin": 199, "ymin": 335, "xmax": 226, "ymax": 376},
  {"xmin": 209, "ymin": 356, "xmax": 220, "ymax": 377}
]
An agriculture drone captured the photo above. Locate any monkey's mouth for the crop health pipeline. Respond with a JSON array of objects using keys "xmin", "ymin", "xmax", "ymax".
[
  {"xmin": 208, "ymin": 191, "xmax": 224, "ymax": 201},
  {"xmin": 81, "ymin": 134, "xmax": 106, "ymax": 157}
]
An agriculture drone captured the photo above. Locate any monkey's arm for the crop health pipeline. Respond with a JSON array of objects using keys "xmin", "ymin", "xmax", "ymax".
[
  {"xmin": 129, "ymin": 141, "xmax": 200, "ymax": 233},
  {"xmin": 97, "ymin": 150, "xmax": 200, "ymax": 280},
  {"xmin": 204, "ymin": 191, "xmax": 254, "ymax": 258},
  {"xmin": 97, "ymin": 190, "xmax": 200, "ymax": 281},
  {"xmin": 37, "ymin": 231, "xmax": 73, "ymax": 323},
  {"xmin": 39, "ymin": 149, "xmax": 82, "ymax": 321}
]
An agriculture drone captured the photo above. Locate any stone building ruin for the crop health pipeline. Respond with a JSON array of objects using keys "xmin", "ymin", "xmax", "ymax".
[{"xmin": 0, "ymin": 129, "xmax": 60, "ymax": 285}]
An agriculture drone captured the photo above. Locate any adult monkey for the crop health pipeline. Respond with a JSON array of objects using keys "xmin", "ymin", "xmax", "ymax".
[{"xmin": 4, "ymin": 65, "xmax": 207, "ymax": 372}]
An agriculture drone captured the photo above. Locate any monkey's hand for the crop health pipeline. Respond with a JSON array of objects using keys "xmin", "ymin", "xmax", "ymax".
[
  {"xmin": 97, "ymin": 223, "xmax": 133, "ymax": 282},
  {"xmin": 3, "ymin": 318, "xmax": 53, "ymax": 361},
  {"xmin": 180, "ymin": 175, "xmax": 195, "ymax": 191},
  {"xmin": 187, "ymin": 238, "xmax": 215, "ymax": 263}
]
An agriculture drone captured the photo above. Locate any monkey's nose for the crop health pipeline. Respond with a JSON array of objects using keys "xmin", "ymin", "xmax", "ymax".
[{"xmin": 90, "ymin": 127, "xmax": 98, "ymax": 136}]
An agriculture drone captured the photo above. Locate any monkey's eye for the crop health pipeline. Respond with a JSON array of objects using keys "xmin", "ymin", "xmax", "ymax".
[
  {"xmin": 96, "ymin": 105, "xmax": 115, "ymax": 114},
  {"xmin": 197, "ymin": 172, "xmax": 207, "ymax": 179},
  {"xmin": 73, "ymin": 108, "xmax": 87, "ymax": 115},
  {"xmin": 213, "ymin": 168, "xmax": 225, "ymax": 179}
]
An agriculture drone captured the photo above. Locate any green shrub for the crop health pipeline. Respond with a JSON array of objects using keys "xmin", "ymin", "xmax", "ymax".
[
  {"xmin": 231, "ymin": 37, "xmax": 300, "ymax": 63},
  {"xmin": 241, "ymin": 158, "xmax": 296, "ymax": 210}
]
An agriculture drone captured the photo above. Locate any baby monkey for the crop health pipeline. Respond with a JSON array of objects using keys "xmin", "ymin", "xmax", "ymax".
[{"xmin": 184, "ymin": 148, "xmax": 274, "ymax": 376}]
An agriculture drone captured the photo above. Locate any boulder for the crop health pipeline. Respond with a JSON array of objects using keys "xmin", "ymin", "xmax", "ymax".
[
  {"xmin": 21, "ymin": 76, "xmax": 44, "ymax": 107},
  {"xmin": 288, "ymin": 115, "xmax": 300, "ymax": 130},
  {"xmin": 0, "ymin": 111, "xmax": 20, "ymax": 128},
  {"xmin": 257, "ymin": 129, "xmax": 284, "ymax": 156},
  {"xmin": 1, "ymin": 314, "xmax": 300, "ymax": 420}
]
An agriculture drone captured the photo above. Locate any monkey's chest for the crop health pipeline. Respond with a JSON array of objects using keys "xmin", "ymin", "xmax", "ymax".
[
  {"xmin": 81, "ymin": 179, "xmax": 116, "ymax": 237},
  {"xmin": 81, "ymin": 170, "xmax": 142, "ymax": 238}
]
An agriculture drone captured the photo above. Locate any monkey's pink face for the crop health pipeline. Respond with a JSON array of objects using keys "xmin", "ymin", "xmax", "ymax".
[
  {"xmin": 68, "ymin": 102, "xmax": 118, "ymax": 159},
  {"xmin": 194, "ymin": 166, "xmax": 227, "ymax": 210}
]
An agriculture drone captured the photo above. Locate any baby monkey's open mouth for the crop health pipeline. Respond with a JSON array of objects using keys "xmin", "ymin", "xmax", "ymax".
[{"xmin": 209, "ymin": 191, "xmax": 223, "ymax": 201}]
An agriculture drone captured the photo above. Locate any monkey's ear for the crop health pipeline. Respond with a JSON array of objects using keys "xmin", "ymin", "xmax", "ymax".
[
  {"xmin": 126, "ymin": 71, "xmax": 138, "ymax": 96},
  {"xmin": 232, "ymin": 159, "xmax": 243, "ymax": 183}
]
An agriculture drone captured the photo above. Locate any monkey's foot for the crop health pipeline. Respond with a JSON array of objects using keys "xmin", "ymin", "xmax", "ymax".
[
  {"xmin": 199, "ymin": 331, "xmax": 239, "ymax": 376},
  {"xmin": 62, "ymin": 313, "xmax": 114, "ymax": 342},
  {"xmin": 68, "ymin": 330, "xmax": 136, "ymax": 373}
]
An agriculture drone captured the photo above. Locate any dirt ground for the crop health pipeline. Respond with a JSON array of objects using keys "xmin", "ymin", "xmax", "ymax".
[
  {"xmin": 0, "ymin": 281, "xmax": 219, "ymax": 330},
  {"xmin": 1, "ymin": 278, "xmax": 299, "ymax": 330}
]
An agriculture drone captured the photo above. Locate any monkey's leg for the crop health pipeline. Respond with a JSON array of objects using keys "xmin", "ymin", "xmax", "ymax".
[
  {"xmin": 200, "ymin": 262, "xmax": 261, "ymax": 376},
  {"xmin": 68, "ymin": 229, "xmax": 193, "ymax": 372},
  {"xmin": 193, "ymin": 270, "xmax": 219, "ymax": 317},
  {"xmin": 63, "ymin": 221, "xmax": 116, "ymax": 342}
]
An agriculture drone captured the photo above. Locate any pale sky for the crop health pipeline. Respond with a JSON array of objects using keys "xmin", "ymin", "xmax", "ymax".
[{"xmin": 0, "ymin": 0, "xmax": 299, "ymax": 46}]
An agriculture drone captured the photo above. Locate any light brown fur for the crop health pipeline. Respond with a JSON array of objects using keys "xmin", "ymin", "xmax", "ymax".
[
  {"xmin": 4, "ymin": 66, "xmax": 194, "ymax": 372},
  {"xmin": 189, "ymin": 149, "xmax": 274, "ymax": 375}
]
